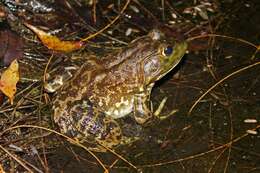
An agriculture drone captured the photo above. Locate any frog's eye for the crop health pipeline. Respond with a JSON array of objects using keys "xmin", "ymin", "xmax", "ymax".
[{"xmin": 162, "ymin": 46, "xmax": 174, "ymax": 56}]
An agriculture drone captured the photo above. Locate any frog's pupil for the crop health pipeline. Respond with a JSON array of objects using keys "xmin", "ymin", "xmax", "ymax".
[{"xmin": 164, "ymin": 46, "xmax": 173, "ymax": 56}]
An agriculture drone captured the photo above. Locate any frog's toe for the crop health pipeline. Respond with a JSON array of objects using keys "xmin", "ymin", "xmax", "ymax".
[
  {"xmin": 44, "ymin": 75, "xmax": 64, "ymax": 93},
  {"xmin": 157, "ymin": 109, "xmax": 178, "ymax": 120},
  {"xmin": 153, "ymin": 97, "xmax": 168, "ymax": 117},
  {"xmin": 154, "ymin": 97, "xmax": 178, "ymax": 120}
]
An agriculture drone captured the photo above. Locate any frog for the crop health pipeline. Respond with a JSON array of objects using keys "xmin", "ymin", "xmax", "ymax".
[{"xmin": 45, "ymin": 29, "xmax": 187, "ymax": 152}]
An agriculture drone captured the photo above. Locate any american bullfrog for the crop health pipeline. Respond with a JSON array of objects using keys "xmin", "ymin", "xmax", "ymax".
[{"xmin": 45, "ymin": 30, "xmax": 187, "ymax": 151}]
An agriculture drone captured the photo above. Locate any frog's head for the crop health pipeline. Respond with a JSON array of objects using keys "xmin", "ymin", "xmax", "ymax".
[{"xmin": 136, "ymin": 30, "xmax": 187, "ymax": 85}]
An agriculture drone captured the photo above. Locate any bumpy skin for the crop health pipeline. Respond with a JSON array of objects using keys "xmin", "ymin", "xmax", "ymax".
[{"xmin": 51, "ymin": 30, "xmax": 187, "ymax": 151}]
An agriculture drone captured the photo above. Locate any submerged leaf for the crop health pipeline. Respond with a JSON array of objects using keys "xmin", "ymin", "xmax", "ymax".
[
  {"xmin": 24, "ymin": 23, "xmax": 84, "ymax": 52},
  {"xmin": 0, "ymin": 30, "xmax": 24, "ymax": 66},
  {"xmin": 0, "ymin": 59, "xmax": 19, "ymax": 104}
]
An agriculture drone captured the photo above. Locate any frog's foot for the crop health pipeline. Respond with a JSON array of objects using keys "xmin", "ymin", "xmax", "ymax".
[
  {"xmin": 44, "ymin": 66, "xmax": 77, "ymax": 93},
  {"xmin": 156, "ymin": 108, "xmax": 178, "ymax": 120},
  {"xmin": 120, "ymin": 136, "xmax": 140, "ymax": 146},
  {"xmin": 89, "ymin": 143, "xmax": 110, "ymax": 152},
  {"xmin": 93, "ymin": 136, "xmax": 139, "ymax": 152},
  {"xmin": 153, "ymin": 97, "xmax": 178, "ymax": 120},
  {"xmin": 44, "ymin": 75, "xmax": 65, "ymax": 93},
  {"xmin": 92, "ymin": 118, "xmax": 122, "ymax": 152}
]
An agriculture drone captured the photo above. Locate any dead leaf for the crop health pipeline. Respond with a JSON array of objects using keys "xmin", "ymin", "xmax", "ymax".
[
  {"xmin": 0, "ymin": 163, "xmax": 6, "ymax": 173},
  {"xmin": 0, "ymin": 30, "xmax": 24, "ymax": 66},
  {"xmin": 0, "ymin": 59, "xmax": 19, "ymax": 104},
  {"xmin": 24, "ymin": 22, "xmax": 84, "ymax": 52}
]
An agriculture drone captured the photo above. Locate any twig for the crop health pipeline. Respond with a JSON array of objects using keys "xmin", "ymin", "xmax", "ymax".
[
  {"xmin": 0, "ymin": 145, "xmax": 34, "ymax": 173},
  {"xmin": 81, "ymin": 0, "xmax": 131, "ymax": 41},
  {"xmin": 188, "ymin": 61, "xmax": 260, "ymax": 115}
]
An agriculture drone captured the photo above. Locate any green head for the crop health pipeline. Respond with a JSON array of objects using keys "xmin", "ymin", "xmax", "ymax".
[{"xmin": 140, "ymin": 30, "xmax": 187, "ymax": 84}]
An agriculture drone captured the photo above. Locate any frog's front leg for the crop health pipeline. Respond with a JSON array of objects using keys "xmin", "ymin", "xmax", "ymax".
[
  {"xmin": 133, "ymin": 94, "xmax": 178, "ymax": 124},
  {"xmin": 133, "ymin": 93, "xmax": 153, "ymax": 124}
]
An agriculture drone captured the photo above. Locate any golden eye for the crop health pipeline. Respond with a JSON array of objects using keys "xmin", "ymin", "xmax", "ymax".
[{"xmin": 162, "ymin": 46, "xmax": 174, "ymax": 56}]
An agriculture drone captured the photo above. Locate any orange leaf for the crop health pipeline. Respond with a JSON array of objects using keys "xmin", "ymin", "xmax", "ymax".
[
  {"xmin": 24, "ymin": 23, "xmax": 84, "ymax": 52},
  {"xmin": 0, "ymin": 163, "xmax": 6, "ymax": 173},
  {"xmin": 0, "ymin": 59, "xmax": 19, "ymax": 104}
]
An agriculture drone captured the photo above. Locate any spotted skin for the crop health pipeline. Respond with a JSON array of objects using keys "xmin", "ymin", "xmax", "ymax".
[{"xmin": 49, "ymin": 30, "xmax": 187, "ymax": 151}]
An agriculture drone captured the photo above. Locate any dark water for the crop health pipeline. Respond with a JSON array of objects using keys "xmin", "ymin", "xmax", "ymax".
[
  {"xmin": 0, "ymin": 0, "xmax": 259, "ymax": 172},
  {"xmin": 46, "ymin": 1, "xmax": 260, "ymax": 173}
]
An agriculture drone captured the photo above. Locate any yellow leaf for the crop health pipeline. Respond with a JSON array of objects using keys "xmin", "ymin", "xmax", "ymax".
[
  {"xmin": 0, "ymin": 59, "xmax": 19, "ymax": 104},
  {"xmin": 24, "ymin": 23, "xmax": 84, "ymax": 52},
  {"xmin": 0, "ymin": 164, "xmax": 5, "ymax": 173},
  {"xmin": 0, "ymin": 163, "xmax": 5, "ymax": 173}
]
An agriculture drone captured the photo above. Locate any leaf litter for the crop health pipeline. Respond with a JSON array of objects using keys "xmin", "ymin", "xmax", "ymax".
[{"xmin": 0, "ymin": 0, "xmax": 259, "ymax": 173}]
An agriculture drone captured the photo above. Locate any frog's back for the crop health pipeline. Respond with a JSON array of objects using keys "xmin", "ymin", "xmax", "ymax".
[{"xmin": 51, "ymin": 59, "xmax": 122, "ymax": 150}]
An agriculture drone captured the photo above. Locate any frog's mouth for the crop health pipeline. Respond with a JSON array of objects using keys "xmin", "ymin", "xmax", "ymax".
[{"xmin": 158, "ymin": 41, "xmax": 188, "ymax": 80}]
